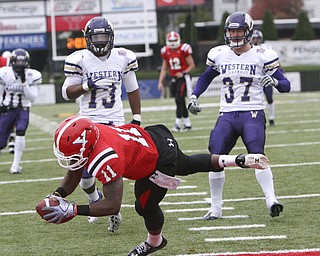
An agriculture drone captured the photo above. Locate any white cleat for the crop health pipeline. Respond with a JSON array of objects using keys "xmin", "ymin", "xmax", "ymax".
[
  {"xmin": 10, "ymin": 166, "xmax": 23, "ymax": 174},
  {"xmin": 203, "ymin": 211, "xmax": 222, "ymax": 220},
  {"xmin": 236, "ymin": 154, "xmax": 269, "ymax": 169}
]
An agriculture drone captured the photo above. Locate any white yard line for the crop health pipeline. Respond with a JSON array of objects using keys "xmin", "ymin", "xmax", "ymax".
[
  {"xmin": 175, "ymin": 248, "xmax": 320, "ymax": 256},
  {"xmin": 178, "ymin": 215, "xmax": 249, "ymax": 221},
  {"xmin": 189, "ymin": 224, "xmax": 266, "ymax": 231},
  {"xmin": 165, "ymin": 207, "xmax": 234, "ymax": 213},
  {"xmin": 205, "ymin": 235, "xmax": 287, "ymax": 242}
]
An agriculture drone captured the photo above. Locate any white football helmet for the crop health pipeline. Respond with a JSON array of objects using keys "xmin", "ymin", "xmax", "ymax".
[
  {"xmin": 166, "ymin": 31, "xmax": 181, "ymax": 49},
  {"xmin": 2, "ymin": 51, "xmax": 11, "ymax": 58}
]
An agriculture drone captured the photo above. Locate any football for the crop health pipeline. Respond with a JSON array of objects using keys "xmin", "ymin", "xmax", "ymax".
[{"xmin": 36, "ymin": 197, "xmax": 72, "ymax": 224}]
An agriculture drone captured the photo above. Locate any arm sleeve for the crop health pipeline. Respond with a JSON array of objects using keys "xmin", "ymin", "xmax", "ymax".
[
  {"xmin": 272, "ymin": 69, "xmax": 291, "ymax": 93},
  {"xmin": 192, "ymin": 67, "xmax": 220, "ymax": 98},
  {"xmin": 123, "ymin": 71, "xmax": 139, "ymax": 93}
]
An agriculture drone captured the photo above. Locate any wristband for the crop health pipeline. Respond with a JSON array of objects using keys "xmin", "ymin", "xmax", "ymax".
[
  {"xmin": 132, "ymin": 114, "xmax": 141, "ymax": 122},
  {"xmin": 77, "ymin": 205, "xmax": 90, "ymax": 216},
  {"xmin": 53, "ymin": 187, "xmax": 67, "ymax": 198},
  {"xmin": 82, "ymin": 81, "xmax": 90, "ymax": 91}
]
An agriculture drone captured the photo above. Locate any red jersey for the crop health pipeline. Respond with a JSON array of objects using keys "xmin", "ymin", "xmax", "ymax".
[
  {"xmin": 0, "ymin": 57, "xmax": 9, "ymax": 67},
  {"xmin": 160, "ymin": 43, "xmax": 192, "ymax": 77},
  {"xmin": 86, "ymin": 124, "xmax": 159, "ymax": 185}
]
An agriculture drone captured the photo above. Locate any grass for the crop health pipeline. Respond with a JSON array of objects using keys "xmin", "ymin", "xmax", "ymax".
[{"xmin": 0, "ymin": 91, "xmax": 319, "ymax": 255}]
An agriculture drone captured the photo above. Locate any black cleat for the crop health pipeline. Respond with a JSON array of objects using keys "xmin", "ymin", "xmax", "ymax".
[
  {"xmin": 128, "ymin": 236, "xmax": 167, "ymax": 256},
  {"xmin": 269, "ymin": 120, "xmax": 275, "ymax": 126},
  {"xmin": 269, "ymin": 202, "xmax": 283, "ymax": 217}
]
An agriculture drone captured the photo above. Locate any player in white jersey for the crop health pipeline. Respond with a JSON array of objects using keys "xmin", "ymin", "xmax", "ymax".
[
  {"xmin": 1, "ymin": 51, "xmax": 16, "ymax": 153},
  {"xmin": 0, "ymin": 48, "xmax": 42, "ymax": 174},
  {"xmin": 252, "ymin": 29, "xmax": 276, "ymax": 126},
  {"xmin": 188, "ymin": 12, "xmax": 290, "ymax": 219},
  {"xmin": 61, "ymin": 17, "xmax": 141, "ymax": 231}
]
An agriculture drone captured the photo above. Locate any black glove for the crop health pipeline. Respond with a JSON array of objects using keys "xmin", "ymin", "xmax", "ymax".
[
  {"xmin": 130, "ymin": 119, "xmax": 141, "ymax": 126},
  {"xmin": 130, "ymin": 114, "xmax": 141, "ymax": 126},
  {"xmin": 0, "ymin": 105, "xmax": 7, "ymax": 113}
]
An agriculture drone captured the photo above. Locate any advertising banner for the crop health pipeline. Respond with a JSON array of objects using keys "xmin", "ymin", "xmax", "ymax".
[
  {"xmin": 157, "ymin": 0, "xmax": 205, "ymax": 7},
  {"xmin": 0, "ymin": 17, "xmax": 46, "ymax": 35},
  {"xmin": 47, "ymin": 14, "xmax": 97, "ymax": 32},
  {"xmin": 267, "ymin": 40, "xmax": 320, "ymax": 66},
  {"xmin": 0, "ymin": 34, "xmax": 47, "ymax": 50},
  {"xmin": 102, "ymin": 0, "xmax": 156, "ymax": 12},
  {"xmin": 46, "ymin": 0, "xmax": 100, "ymax": 15},
  {"xmin": 0, "ymin": 1, "xmax": 45, "ymax": 17}
]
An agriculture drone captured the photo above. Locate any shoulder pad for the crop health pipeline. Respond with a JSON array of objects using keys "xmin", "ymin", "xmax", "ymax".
[
  {"xmin": 206, "ymin": 45, "xmax": 229, "ymax": 67},
  {"xmin": 64, "ymin": 50, "xmax": 86, "ymax": 77}
]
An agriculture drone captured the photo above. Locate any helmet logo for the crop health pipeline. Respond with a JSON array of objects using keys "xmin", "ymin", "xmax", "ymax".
[{"xmin": 73, "ymin": 130, "xmax": 88, "ymax": 153}]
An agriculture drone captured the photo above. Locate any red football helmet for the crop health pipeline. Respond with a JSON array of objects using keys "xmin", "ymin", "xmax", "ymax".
[
  {"xmin": 166, "ymin": 31, "xmax": 181, "ymax": 49},
  {"xmin": 54, "ymin": 115, "xmax": 99, "ymax": 171}
]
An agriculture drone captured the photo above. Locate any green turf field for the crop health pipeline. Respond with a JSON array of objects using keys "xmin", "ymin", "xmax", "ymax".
[{"xmin": 0, "ymin": 91, "xmax": 319, "ymax": 255}]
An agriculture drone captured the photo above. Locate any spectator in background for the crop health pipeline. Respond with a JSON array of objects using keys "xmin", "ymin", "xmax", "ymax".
[
  {"xmin": 158, "ymin": 31, "xmax": 195, "ymax": 132},
  {"xmin": 0, "ymin": 48, "xmax": 42, "ymax": 173}
]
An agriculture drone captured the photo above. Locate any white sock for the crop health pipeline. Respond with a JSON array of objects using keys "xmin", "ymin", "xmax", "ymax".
[
  {"xmin": 184, "ymin": 117, "xmax": 191, "ymax": 127},
  {"xmin": 80, "ymin": 177, "xmax": 100, "ymax": 202},
  {"xmin": 218, "ymin": 155, "xmax": 237, "ymax": 167},
  {"xmin": 255, "ymin": 167, "xmax": 278, "ymax": 207},
  {"xmin": 175, "ymin": 118, "xmax": 181, "ymax": 128},
  {"xmin": 267, "ymin": 103, "xmax": 275, "ymax": 120},
  {"xmin": 208, "ymin": 171, "xmax": 225, "ymax": 217},
  {"xmin": 147, "ymin": 233, "xmax": 162, "ymax": 247},
  {"xmin": 12, "ymin": 136, "xmax": 25, "ymax": 168}
]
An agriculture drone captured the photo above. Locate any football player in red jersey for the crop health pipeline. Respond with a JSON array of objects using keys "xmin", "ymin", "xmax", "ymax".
[
  {"xmin": 40, "ymin": 115, "xmax": 270, "ymax": 255},
  {"xmin": 0, "ymin": 51, "xmax": 11, "ymax": 67},
  {"xmin": 158, "ymin": 31, "xmax": 195, "ymax": 132}
]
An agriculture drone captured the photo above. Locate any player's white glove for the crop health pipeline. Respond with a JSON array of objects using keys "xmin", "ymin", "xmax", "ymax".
[
  {"xmin": 259, "ymin": 75, "xmax": 278, "ymax": 87},
  {"xmin": 42, "ymin": 197, "xmax": 77, "ymax": 224},
  {"xmin": 82, "ymin": 77, "xmax": 99, "ymax": 91},
  {"xmin": 188, "ymin": 95, "xmax": 202, "ymax": 115}
]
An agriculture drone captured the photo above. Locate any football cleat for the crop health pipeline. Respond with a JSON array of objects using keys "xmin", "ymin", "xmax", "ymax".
[
  {"xmin": 88, "ymin": 190, "xmax": 103, "ymax": 223},
  {"xmin": 236, "ymin": 153, "xmax": 269, "ymax": 169},
  {"xmin": 203, "ymin": 207, "xmax": 222, "ymax": 220},
  {"xmin": 128, "ymin": 236, "xmax": 167, "ymax": 256},
  {"xmin": 171, "ymin": 125, "xmax": 180, "ymax": 133},
  {"xmin": 108, "ymin": 212, "xmax": 122, "ymax": 233},
  {"xmin": 269, "ymin": 120, "xmax": 275, "ymax": 126},
  {"xmin": 181, "ymin": 126, "xmax": 192, "ymax": 132},
  {"xmin": 269, "ymin": 202, "xmax": 284, "ymax": 217},
  {"xmin": 10, "ymin": 166, "xmax": 23, "ymax": 174}
]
